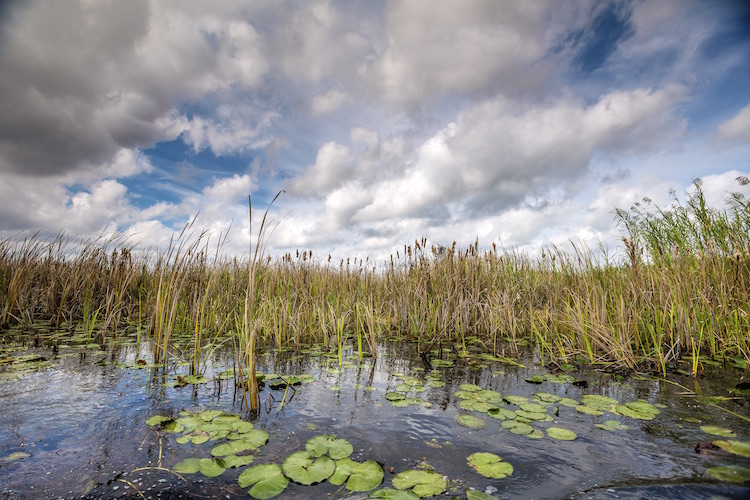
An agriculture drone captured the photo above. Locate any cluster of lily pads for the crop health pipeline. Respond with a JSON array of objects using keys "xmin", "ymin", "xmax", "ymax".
[
  {"xmin": 451, "ymin": 382, "xmax": 666, "ymax": 442},
  {"xmin": 697, "ymin": 427, "xmax": 750, "ymax": 484},
  {"xmin": 383, "ymin": 370, "xmax": 447, "ymax": 407}
]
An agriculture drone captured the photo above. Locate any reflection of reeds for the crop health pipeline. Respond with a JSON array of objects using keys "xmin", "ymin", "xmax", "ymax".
[{"xmin": 0, "ymin": 178, "xmax": 748, "ymax": 373}]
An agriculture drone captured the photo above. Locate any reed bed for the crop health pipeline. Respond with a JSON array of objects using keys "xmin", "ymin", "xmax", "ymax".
[{"xmin": 1, "ymin": 179, "xmax": 748, "ymax": 378}]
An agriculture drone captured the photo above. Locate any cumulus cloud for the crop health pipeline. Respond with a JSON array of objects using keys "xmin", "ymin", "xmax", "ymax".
[
  {"xmin": 716, "ymin": 103, "xmax": 750, "ymax": 144},
  {"xmin": 0, "ymin": 0, "xmax": 271, "ymax": 178}
]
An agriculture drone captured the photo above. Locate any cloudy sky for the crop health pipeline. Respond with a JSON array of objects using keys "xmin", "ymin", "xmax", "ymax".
[{"xmin": 1, "ymin": 0, "xmax": 749, "ymax": 263}]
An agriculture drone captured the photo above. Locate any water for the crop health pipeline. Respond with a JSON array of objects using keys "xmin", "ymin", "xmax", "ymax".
[{"xmin": 1, "ymin": 332, "xmax": 749, "ymax": 499}]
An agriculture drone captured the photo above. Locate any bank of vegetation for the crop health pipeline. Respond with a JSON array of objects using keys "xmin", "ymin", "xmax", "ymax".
[{"xmin": 1, "ymin": 179, "xmax": 749, "ymax": 407}]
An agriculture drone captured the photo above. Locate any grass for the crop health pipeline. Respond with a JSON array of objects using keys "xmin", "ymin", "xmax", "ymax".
[{"xmin": 0, "ymin": 178, "xmax": 748, "ymax": 378}]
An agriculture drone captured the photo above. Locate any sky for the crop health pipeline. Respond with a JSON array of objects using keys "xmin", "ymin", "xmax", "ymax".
[{"xmin": 1, "ymin": 0, "xmax": 749, "ymax": 264}]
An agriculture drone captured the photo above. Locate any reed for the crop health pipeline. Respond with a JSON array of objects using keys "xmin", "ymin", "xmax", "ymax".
[{"xmin": 0, "ymin": 177, "xmax": 748, "ymax": 375}]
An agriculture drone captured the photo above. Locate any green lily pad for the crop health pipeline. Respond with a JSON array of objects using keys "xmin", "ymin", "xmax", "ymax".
[
  {"xmin": 558, "ymin": 398, "xmax": 579, "ymax": 407},
  {"xmin": 369, "ymin": 487, "xmax": 420, "ymax": 499},
  {"xmin": 581, "ymin": 394, "xmax": 618, "ymax": 411},
  {"xmin": 700, "ymin": 425, "xmax": 736, "ymax": 438},
  {"xmin": 199, "ymin": 457, "xmax": 226, "ymax": 477},
  {"xmin": 470, "ymin": 401, "xmax": 499, "ymax": 413},
  {"xmin": 467, "ymin": 452, "xmax": 514, "ymax": 479},
  {"xmin": 146, "ymin": 415, "xmax": 172, "ymax": 427},
  {"xmin": 503, "ymin": 395, "xmax": 529, "ymax": 405},
  {"xmin": 457, "ymin": 414, "xmax": 486, "ymax": 429},
  {"xmin": 460, "ymin": 383, "xmax": 482, "ymax": 392},
  {"xmin": 534, "ymin": 392, "xmax": 561, "ymax": 403},
  {"xmin": 173, "ymin": 457, "xmax": 202, "ymax": 474},
  {"xmin": 501, "ymin": 420, "xmax": 533, "ymax": 435},
  {"xmin": 385, "ymin": 392, "xmax": 406, "ymax": 401},
  {"xmin": 713, "ymin": 440, "xmax": 750, "ymax": 458},
  {"xmin": 1, "ymin": 452, "xmax": 30, "ymax": 463},
  {"xmin": 210, "ymin": 431, "xmax": 269, "ymax": 456},
  {"xmin": 487, "ymin": 408, "xmax": 517, "ymax": 420},
  {"xmin": 466, "ymin": 490, "xmax": 500, "ymax": 500},
  {"xmin": 305, "ymin": 434, "xmax": 353, "ymax": 459},
  {"xmin": 707, "ymin": 465, "xmax": 750, "ymax": 483},
  {"xmin": 526, "ymin": 429, "xmax": 545, "ymax": 439},
  {"xmin": 615, "ymin": 401, "xmax": 660, "ymax": 420},
  {"xmin": 182, "ymin": 375, "xmax": 210, "ymax": 385},
  {"xmin": 519, "ymin": 403, "xmax": 547, "ymax": 413},
  {"xmin": 545, "ymin": 374, "xmax": 576, "ymax": 384},
  {"xmin": 576, "ymin": 405, "xmax": 604, "ymax": 416},
  {"xmin": 525, "ymin": 375, "xmax": 546, "ymax": 384},
  {"xmin": 238, "ymin": 463, "xmax": 289, "ymax": 499},
  {"xmin": 546, "ymin": 427, "xmax": 577, "ymax": 441},
  {"xmin": 223, "ymin": 454, "xmax": 255, "ymax": 468},
  {"xmin": 329, "ymin": 457, "xmax": 384, "ymax": 492},
  {"xmin": 515, "ymin": 410, "xmax": 548, "ymax": 421},
  {"xmin": 282, "ymin": 450, "xmax": 335, "ymax": 485},
  {"xmin": 392, "ymin": 469, "xmax": 447, "ymax": 498},
  {"xmin": 595, "ymin": 420, "xmax": 630, "ymax": 431}
]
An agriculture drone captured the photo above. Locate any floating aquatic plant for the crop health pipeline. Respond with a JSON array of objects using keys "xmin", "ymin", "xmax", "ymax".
[
  {"xmin": 700, "ymin": 425, "xmax": 736, "ymax": 438},
  {"xmin": 546, "ymin": 427, "xmax": 577, "ymax": 441},
  {"xmin": 282, "ymin": 450, "xmax": 335, "ymax": 485},
  {"xmin": 467, "ymin": 452, "xmax": 513, "ymax": 479},
  {"xmin": 457, "ymin": 414, "xmax": 486, "ymax": 429},
  {"xmin": 391, "ymin": 469, "xmax": 447, "ymax": 498},
  {"xmin": 238, "ymin": 463, "xmax": 289, "ymax": 499},
  {"xmin": 712, "ymin": 440, "xmax": 750, "ymax": 458},
  {"xmin": 329, "ymin": 457, "xmax": 384, "ymax": 492},
  {"xmin": 305, "ymin": 434, "xmax": 353, "ymax": 459},
  {"xmin": 707, "ymin": 465, "xmax": 750, "ymax": 483}
]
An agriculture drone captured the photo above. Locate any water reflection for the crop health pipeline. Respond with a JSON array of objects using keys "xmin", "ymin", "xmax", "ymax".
[{"xmin": 0, "ymin": 336, "xmax": 748, "ymax": 499}]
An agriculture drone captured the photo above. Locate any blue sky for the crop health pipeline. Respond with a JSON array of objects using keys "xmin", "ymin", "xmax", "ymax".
[{"xmin": 1, "ymin": 0, "xmax": 749, "ymax": 263}]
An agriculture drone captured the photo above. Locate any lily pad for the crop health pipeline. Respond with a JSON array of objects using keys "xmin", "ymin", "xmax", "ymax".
[
  {"xmin": 385, "ymin": 392, "xmax": 406, "ymax": 401},
  {"xmin": 305, "ymin": 434, "xmax": 353, "ymax": 459},
  {"xmin": 370, "ymin": 488, "xmax": 420, "ymax": 499},
  {"xmin": 146, "ymin": 415, "xmax": 172, "ymax": 428},
  {"xmin": 707, "ymin": 465, "xmax": 750, "ymax": 483},
  {"xmin": 1, "ymin": 452, "xmax": 30, "ymax": 463},
  {"xmin": 467, "ymin": 452, "xmax": 514, "ymax": 479},
  {"xmin": 282, "ymin": 450, "xmax": 335, "ymax": 485},
  {"xmin": 713, "ymin": 440, "xmax": 750, "ymax": 458},
  {"xmin": 238, "ymin": 463, "xmax": 289, "ymax": 499},
  {"xmin": 503, "ymin": 395, "xmax": 529, "ymax": 405},
  {"xmin": 615, "ymin": 401, "xmax": 660, "ymax": 420},
  {"xmin": 534, "ymin": 392, "xmax": 561, "ymax": 403},
  {"xmin": 173, "ymin": 457, "xmax": 202, "ymax": 474},
  {"xmin": 595, "ymin": 420, "xmax": 630, "ymax": 431},
  {"xmin": 576, "ymin": 405, "xmax": 604, "ymax": 416},
  {"xmin": 211, "ymin": 431, "xmax": 269, "ymax": 456},
  {"xmin": 457, "ymin": 414, "xmax": 486, "ymax": 429},
  {"xmin": 546, "ymin": 427, "xmax": 577, "ymax": 441},
  {"xmin": 199, "ymin": 457, "xmax": 226, "ymax": 477},
  {"xmin": 460, "ymin": 383, "xmax": 482, "ymax": 392},
  {"xmin": 223, "ymin": 454, "xmax": 255, "ymax": 468},
  {"xmin": 700, "ymin": 425, "xmax": 736, "ymax": 438},
  {"xmin": 501, "ymin": 420, "xmax": 533, "ymax": 435},
  {"xmin": 392, "ymin": 469, "xmax": 447, "ymax": 498},
  {"xmin": 487, "ymin": 407, "xmax": 517, "ymax": 420},
  {"xmin": 581, "ymin": 394, "xmax": 618, "ymax": 411},
  {"xmin": 329, "ymin": 457, "xmax": 384, "ymax": 492},
  {"xmin": 466, "ymin": 490, "xmax": 500, "ymax": 500}
]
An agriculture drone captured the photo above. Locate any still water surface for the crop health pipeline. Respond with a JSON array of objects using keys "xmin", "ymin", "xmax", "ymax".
[{"xmin": 1, "ymin": 334, "xmax": 749, "ymax": 499}]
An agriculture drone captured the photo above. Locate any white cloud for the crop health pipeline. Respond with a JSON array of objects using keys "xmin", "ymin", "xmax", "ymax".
[
  {"xmin": 716, "ymin": 103, "xmax": 750, "ymax": 144},
  {"xmin": 286, "ymin": 141, "xmax": 354, "ymax": 196},
  {"xmin": 310, "ymin": 89, "xmax": 351, "ymax": 116}
]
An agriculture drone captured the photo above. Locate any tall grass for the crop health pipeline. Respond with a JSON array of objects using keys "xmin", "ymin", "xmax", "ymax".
[{"xmin": 0, "ymin": 178, "xmax": 748, "ymax": 376}]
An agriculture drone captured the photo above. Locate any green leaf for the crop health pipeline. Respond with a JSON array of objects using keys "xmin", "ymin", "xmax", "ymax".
[
  {"xmin": 700, "ymin": 425, "xmax": 736, "ymax": 438},
  {"xmin": 1, "ymin": 452, "xmax": 30, "ymax": 463},
  {"xmin": 385, "ymin": 392, "xmax": 406, "ymax": 401},
  {"xmin": 223, "ymin": 454, "xmax": 255, "ymax": 468},
  {"xmin": 457, "ymin": 414, "xmax": 486, "ymax": 429},
  {"xmin": 392, "ymin": 469, "xmax": 447, "ymax": 498},
  {"xmin": 305, "ymin": 434, "xmax": 353, "ymax": 459},
  {"xmin": 199, "ymin": 457, "xmax": 225, "ymax": 477},
  {"xmin": 503, "ymin": 395, "xmax": 528, "ymax": 405},
  {"xmin": 546, "ymin": 427, "xmax": 577, "ymax": 441},
  {"xmin": 145, "ymin": 415, "xmax": 172, "ymax": 427},
  {"xmin": 238, "ymin": 463, "xmax": 289, "ymax": 499},
  {"xmin": 210, "ymin": 434, "xmax": 267, "ymax": 457},
  {"xmin": 595, "ymin": 420, "xmax": 629, "ymax": 431},
  {"xmin": 173, "ymin": 457, "xmax": 202, "ymax": 474},
  {"xmin": 467, "ymin": 490, "xmax": 500, "ymax": 499},
  {"xmin": 713, "ymin": 440, "xmax": 750, "ymax": 458},
  {"xmin": 329, "ymin": 457, "xmax": 384, "ymax": 492},
  {"xmin": 369, "ymin": 488, "xmax": 420, "ymax": 499},
  {"xmin": 500, "ymin": 420, "xmax": 533, "ymax": 435},
  {"xmin": 707, "ymin": 465, "xmax": 750, "ymax": 483},
  {"xmin": 459, "ymin": 383, "xmax": 482, "ymax": 392},
  {"xmin": 282, "ymin": 450, "xmax": 335, "ymax": 485},
  {"xmin": 467, "ymin": 452, "xmax": 514, "ymax": 479}
]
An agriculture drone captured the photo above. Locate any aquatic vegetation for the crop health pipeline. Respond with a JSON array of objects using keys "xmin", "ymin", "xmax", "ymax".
[
  {"xmin": 281, "ymin": 451, "xmax": 335, "ymax": 485},
  {"xmin": 712, "ymin": 440, "xmax": 750, "ymax": 458},
  {"xmin": 391, "ymin": 469, "xmax": 447, "ymax": 497},
  {"xmin": 546, "ymin": 427, "xmax": 577, "ymax": 441},
  {"xmin": 700, "ymin": 425, "xmax": 736, "ymax": 437},
  {"xmin": 707, "ymin": 465, "xmax": 750, "ymax": 484},
  {"xmin": 329, "ymin": 457, "xmax": 384, "ymax": 492},
  {"xmin": 467, "ymin": 452, "xmax": 513, "ymax": 479},
  {"xmin": 305, "ymin": 434, "xmax": 353, "ymax": 459},
  {"xmin": 238, "ymin": 464, "xmax": 289, "ymax": 499},
  {"xmin": 457, "ymin": 414, "xmax": 486, "ymax": 429}
]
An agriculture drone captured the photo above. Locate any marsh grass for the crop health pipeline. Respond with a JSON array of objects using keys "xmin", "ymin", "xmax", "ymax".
[{"xmin": 1, "ymin": 178, "xmax": 749, "ymax": 375}]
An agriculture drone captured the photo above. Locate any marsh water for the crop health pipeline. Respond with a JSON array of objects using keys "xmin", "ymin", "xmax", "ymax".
[{"xmin": 1, "ymin": 328, "xmax": 749, "ymax": 499}]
